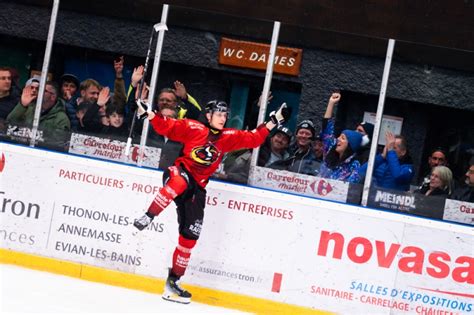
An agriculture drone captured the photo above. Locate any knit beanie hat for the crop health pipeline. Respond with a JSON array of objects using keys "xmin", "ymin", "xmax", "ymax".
[
  {"xmin": 342, "ymin": 130, "xmax": 363, "ymax": 152},
  {"xmin": 296, "ymin": 120, "xmax": 316, "ymax": 139},
  {"xmin": 359, "ymin": 122, "xmax": 374, "ymax": 140}
]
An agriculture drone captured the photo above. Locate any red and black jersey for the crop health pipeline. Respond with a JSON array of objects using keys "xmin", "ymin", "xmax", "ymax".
[{"xmin": 149, "ymin": 114, "xmax": 270, "ymax": 188}]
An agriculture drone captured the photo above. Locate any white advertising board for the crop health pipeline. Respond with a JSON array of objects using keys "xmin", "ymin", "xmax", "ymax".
[
  {"xmin": 69, "ymin": 133, "xmax": 162, "ymax": 169},
  {"xmin": 1, "ymin": 142, "xmax": 473, "ymax": 314},
  {"xmin": 248, "ymin": 166, "xmax": 350, "ymax": 202},
  {"xmin": 443, "ymin": 199, "xmax": 474, "ymax": 225}
]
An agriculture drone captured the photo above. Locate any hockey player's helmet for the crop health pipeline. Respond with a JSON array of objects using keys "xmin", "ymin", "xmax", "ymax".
[{"xmin": 205, "ymin": 100, "xmax": 229, "ymax": 114}]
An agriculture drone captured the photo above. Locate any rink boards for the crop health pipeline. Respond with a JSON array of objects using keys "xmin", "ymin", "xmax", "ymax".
[{"xmin": 0, "ymin": 142, "xmax": 473, "ymax": 315}]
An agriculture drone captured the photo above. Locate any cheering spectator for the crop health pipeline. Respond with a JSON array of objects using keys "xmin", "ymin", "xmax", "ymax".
[
  {"xmin": 258, "ymin": 125, "xmax": 292, "ymax": 167},
  {"xmin": 359, "ymin": 132, "xmax": 414, "ymax": 191},
  {"xmin": 415, "ymin": 165, "xmax": 453, "ymax": 198},
  {"xmin": 25, "ymin": 76, "xmax": 40, "ymax": 97},
  {"xmin": 7, "ymin": 81, "xmax": 70, "ymax": 131},
  {"xmin": 81, "ymin": 86, "xmax": 111, "ymax": 133},
  {"xmin": 285, "ymin": 120, "xmax": 318, "ymax": 175},
  {"xmin": 65, "ymin": 78, "xmax": 101, "ymax": 131},
  {"xmin": 318, "ymin": 93, "xmax": 363, "ymax": 183}
]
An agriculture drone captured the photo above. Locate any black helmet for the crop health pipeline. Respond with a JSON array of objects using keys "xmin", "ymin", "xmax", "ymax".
[{"xmin": 206, "ymin": 100, "xmax": 229, "ymax": 114}]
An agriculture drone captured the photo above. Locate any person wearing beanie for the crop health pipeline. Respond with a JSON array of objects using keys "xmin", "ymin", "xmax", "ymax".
[
  {"xmin": 359, "ymin": 131, "xmax": 414, "ymax": 191},
  {"xmin": 282, "ymin": 119, "xmax": 320, "ymax": 175},
  {"xmin": 318, "ymin": 92, "xmax": 363, "ymax": 183},
  {"xmin": 258, "ymin": 124, "xmax": 292, "ymax": 167},
  {"xmin": 354, "ymin": 121, "xmax": 375, "ymax": 164}
]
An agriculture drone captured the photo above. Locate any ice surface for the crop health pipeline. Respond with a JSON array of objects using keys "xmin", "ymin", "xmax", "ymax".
[{"xmin": 0, "ymin": 264, "xmax": 248, "ymax": 314}]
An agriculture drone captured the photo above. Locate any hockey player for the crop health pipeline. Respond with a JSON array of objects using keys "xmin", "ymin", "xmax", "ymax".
[{"xmin": 133, "ymin": 99, "xmax": 291, "ymax": 304}]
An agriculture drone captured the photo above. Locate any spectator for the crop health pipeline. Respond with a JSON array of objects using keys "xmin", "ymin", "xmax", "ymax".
[
  {"xmin": 172, "ymin": 80, "xmax": 202, "ymax": 120},
  {"xmin": 318, "ymin": 93, "xmax": 363, "ymax": 183},
  {"xmin": 25, "ymin": 76, "xmax": 40, "ymax": 97},
  {"xmin": 258, "ymin": 124, "xmax": 292, "ymax": 167},
  {"xmin": 313, "ymin": 135, "xmax": 324, "ymax": 162},
  {"xmin": 7, "ymin": 81, "xmax": 70, "ymax": 131},
  {"xmin": 283, "ymin": 120, "xmax": 318, "ymax": 175},
  {"xmin": 419, "ymin": 148, "xmax": 448, "ymax": 189},
  {"xmin": 112, "ymin": 56, "xmax": 127, "ymax": 110},
  {"xmin": 359, "ymin": 132, "xmax": 414, "ymax": 191},
  {"xmin": 354, "ymin": 121, "xmax": 375, "ymax": 164},
  {"xmin": 0, "ymin": 67, "xmax": 20, "ymax": 122},
  {"xmin": 102, "ymin": 103, "xmax": 127, "ymax": 137},
  {"xmin": 60, "ymin": 73, "xmax": 80, "ymax": 102},
  {"xmin": 126, "ymin": 67, "xmax": 201, "ymax": 121},
  {"xmin": 415, "ymin": 165, "xmax": 453, "ymax": 198},
  {"xmin": 65, "ymin": 78, "xmax": 101, "ymax": 131},
  {"xmin": 450, "ymin": 162, "xmax": 474, "ymax": 202},
  {"xmin": 81, "ymin": 86, "xmax": 111, "ymax": 134}
]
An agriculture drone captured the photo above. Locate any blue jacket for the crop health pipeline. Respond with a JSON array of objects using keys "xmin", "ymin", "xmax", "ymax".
[
  {"xmin": 359, "ymin": 151, "xmax": 414, "ymax": 191},
  {"xmin": 318, "ymin": 118, "xmax": 361, "ymax": 183}
]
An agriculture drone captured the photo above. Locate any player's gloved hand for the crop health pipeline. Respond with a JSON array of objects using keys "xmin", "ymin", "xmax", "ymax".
[
  {"xmin": 136, "ymin": 99, "xmax": 151, "ymax": 120},
  {"xmin": 269, "ymin": 102, "xmax": 292, "ymax": 125}
]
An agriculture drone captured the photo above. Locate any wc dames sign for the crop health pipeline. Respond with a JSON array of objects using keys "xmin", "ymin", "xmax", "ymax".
[{"xmin": 218, "ymin": 37, "xmax": 303, "ymax": 76}]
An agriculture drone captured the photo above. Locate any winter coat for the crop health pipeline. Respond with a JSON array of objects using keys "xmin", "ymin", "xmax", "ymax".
[
  {"xmin": 7, "ymin": 99, "xmax": 70, "ymax": 132},
  {"xmin": 0, "ymin": 90, "xmax": 20, "ymax": 120},
  {"xmin": 318, "ymin": 118, "xmax": 361, "ymax": 183},
  {"xmin": 415, "ymin": 184, "xmax": 450, "ymax": 198},
  {"xmin": 359, "ymin": 151, "xmax": 414, "ymax": 191},
  {"xmin": 450, "ymin": 185, "xmax": 474, "ymax": 203}
]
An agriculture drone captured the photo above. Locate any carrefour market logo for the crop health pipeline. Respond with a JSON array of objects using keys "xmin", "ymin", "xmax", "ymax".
[
  {"xmin": 190, "ymin": 143, "xmax": 220, "ymax": 166},
  {"xmin": 0, "ymin": 153, "xmax": 5, "ymax": 173}
]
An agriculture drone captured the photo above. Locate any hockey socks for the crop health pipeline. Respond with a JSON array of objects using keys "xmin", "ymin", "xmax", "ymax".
[
  {"xmin": 148, "ymin": 174, "xmax": 187, "ymax": 216},
  {"xmin": 172, "ymin": 235, "xmax": 197, "ymax": 277}
]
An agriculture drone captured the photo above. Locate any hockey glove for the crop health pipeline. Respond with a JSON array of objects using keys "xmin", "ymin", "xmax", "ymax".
[
  {"xmin": 136, "ymin": 99, "xmax": 151, "ymax": 120},
  {"xmin": 269, "ymin": 103, "xmax": 292, "ymax": 125}
]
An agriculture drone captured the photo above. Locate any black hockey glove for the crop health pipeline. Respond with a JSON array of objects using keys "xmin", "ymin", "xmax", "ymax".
[
  {"xmin": 269, "ymin": 103, "xmax": 292, "ymax": 125},
  {"xmin": 136, "ymin": 99, "xmax": 151, "ymax": 120}
]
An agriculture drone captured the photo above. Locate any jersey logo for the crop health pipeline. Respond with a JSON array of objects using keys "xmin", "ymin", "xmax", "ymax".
[{"xmin": 190, "ymin": 143, "xmax": 220, "ymax": 166}]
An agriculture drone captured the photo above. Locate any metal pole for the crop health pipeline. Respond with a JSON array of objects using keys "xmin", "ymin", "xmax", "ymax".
[
  {"xmin": 249, "ymin": 21, "xmax": 281, "ymax": 168},
  {"xmin": 137, "ymin": 4, "xmax": 169, "ymax": 167},
  {"xmin": 29, "ymin": 0, "xmax": 60, "ymax": 147},
  {"xmin": 361, "ymin": 39, "xmax": 396, "ymax": 206}
]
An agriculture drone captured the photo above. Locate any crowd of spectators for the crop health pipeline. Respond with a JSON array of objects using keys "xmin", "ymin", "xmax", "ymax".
[{"xmin": 1, "ymin": 59, "xmax": 473, "ymax": 217}]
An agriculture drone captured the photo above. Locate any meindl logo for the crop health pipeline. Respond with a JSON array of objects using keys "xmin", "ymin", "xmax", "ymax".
[
  {"xmin": 317, "ymin": 230, "xmax": 473, "ymax": 284},
  {"xmin": 0, "ymin": 153, "xmax": 5, "ymax": 173},
  {"xmin": 375, "ymin": 190, "xmax": 416, "ymax": 208}
]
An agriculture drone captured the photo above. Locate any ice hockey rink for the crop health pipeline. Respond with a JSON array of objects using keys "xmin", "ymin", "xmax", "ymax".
[{"xmin": 0, "ymin": 264, "xmax": 247, "ymax": 314}]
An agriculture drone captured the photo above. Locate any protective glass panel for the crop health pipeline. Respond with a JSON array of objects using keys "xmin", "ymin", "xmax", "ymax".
[{"xmin": 366, "ymin": 39, "xmax": 474, "ymax": 225}]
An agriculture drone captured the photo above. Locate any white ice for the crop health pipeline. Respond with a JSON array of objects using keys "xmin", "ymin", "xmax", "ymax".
[{"xmin": 0, "ymin": 263, "xmax": 248, "ymax": 315}]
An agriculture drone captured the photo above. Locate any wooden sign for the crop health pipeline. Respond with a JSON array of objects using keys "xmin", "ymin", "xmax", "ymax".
[{"xmin": 218, "ymin": 37, "xmax": 302, "ymax": 76}]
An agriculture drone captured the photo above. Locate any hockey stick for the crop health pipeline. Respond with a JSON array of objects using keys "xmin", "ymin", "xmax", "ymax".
[{"xmin": 124, "ymin": 23, "xmax": 164, "ymax": 157}]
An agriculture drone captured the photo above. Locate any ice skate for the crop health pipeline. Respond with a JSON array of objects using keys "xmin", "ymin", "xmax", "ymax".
[
  {"xmin": 133, "ymin": 213, "xmax": 153, "ymax": 231},
  {"xmin": 162, "ymin": 270, "xmax": 192, "ymax": 304}
]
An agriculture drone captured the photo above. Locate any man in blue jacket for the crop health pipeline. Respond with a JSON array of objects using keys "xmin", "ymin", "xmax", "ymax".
[{"xmin": 359, "ymin": 131, "xmax": 414, "ymax": 191}]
